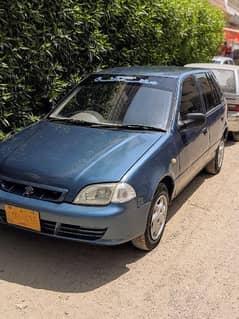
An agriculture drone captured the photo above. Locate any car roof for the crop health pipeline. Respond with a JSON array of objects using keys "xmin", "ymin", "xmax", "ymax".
[
  {"xmin": 212, "ymin": 56, "xmax": 233, "ymax": 61},
  {"xmin": 94, "ymin": 66, "xmax": 206, "ymax": 78},
  {"xmin": 185, "ymin": 63, "xmax": 239, "ymax": 71}
]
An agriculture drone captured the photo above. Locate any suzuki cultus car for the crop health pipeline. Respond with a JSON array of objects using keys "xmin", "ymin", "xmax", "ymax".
[{"xmin": 0, "ymin": 67, "xmax": 227, "ymax": 250}]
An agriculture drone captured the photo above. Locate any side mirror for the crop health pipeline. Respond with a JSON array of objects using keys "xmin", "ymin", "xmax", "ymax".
[{"xmin": 178, "ymin": 113, "xmax": 206, "ymax": 130}]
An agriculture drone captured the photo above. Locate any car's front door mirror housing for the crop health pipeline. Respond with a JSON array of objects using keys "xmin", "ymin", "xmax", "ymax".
[{"xmin": 178, "ymin": 113, "xmax": 206, "ymax": 131}]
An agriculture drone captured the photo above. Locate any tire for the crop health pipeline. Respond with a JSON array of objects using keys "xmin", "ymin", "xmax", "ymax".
[
  {"xmin": 205, "ymin": 139, "xmax": 224, "ymax": 175},
  {"xmin": 232, "ymin": 132, "xmax": 239, "ymax": 142},
  {"xmin": 132, "ymin": 183, "xmax": 169, "ymax": 251}
]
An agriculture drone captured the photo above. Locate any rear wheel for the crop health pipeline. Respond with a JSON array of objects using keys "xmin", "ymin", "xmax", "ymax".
[
  {"xmin": 132, "ymin": 183, "xmax": 169, "ymax": 251},
  {"xmin": 205, "ymin": 139, "xmax": 224, "ymax": 175},
  {"xmin": 232, "ymin": 132, "xmax": 239, "ymax": 142}
]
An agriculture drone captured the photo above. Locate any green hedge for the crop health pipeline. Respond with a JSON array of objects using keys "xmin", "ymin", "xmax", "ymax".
[{"xmin": 0, "ymin": 0, "xmax": 224, "ymax": 137}]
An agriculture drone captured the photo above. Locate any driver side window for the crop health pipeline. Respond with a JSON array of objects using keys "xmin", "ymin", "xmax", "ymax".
[{"xmin": 180, "ymin": 76, "xmax": 202, "ymax": 118}]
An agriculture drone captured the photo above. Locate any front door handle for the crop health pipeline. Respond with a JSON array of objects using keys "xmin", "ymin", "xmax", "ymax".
[{"xmin": 202, "ymin": 127, "xmax": 208, "ymax": 135}]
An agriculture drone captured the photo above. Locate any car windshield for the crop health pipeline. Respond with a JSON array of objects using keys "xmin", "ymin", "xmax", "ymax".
[
  {"xmin": 211, "ymin": 69, "xmax": 236, "ymax": 93},
  {"xmin": 49, "ymin": 74, "xmax": 177, "ymax": 130}
]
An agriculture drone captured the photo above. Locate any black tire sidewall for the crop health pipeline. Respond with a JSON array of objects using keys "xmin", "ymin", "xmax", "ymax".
[{"xmin": 232, "ymin": 132, "xmax": 239, "ymax": 142}]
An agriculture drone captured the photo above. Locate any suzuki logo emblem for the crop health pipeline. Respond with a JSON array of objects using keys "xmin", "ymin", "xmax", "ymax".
[{"xmin": 23, "ymin": 185, "xmax": 34, "ymax": 196}]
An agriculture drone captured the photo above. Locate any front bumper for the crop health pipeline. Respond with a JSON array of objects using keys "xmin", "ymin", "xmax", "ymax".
[
  {"xmin": 0, "ymin": 190, "xmax": 150, "ymax": 245},
  {"xmin": 228, "ymin": 112, "xmax": 239, "ymax": 132}
]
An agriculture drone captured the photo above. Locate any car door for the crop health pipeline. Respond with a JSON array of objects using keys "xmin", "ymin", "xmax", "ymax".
[
  {"xmin": 176, "ymin": 75, "xmax": 210, "ymax": 194},
  {"xmin": 195, "ymin": 72, "xmax": 226, "ymax": 149}
]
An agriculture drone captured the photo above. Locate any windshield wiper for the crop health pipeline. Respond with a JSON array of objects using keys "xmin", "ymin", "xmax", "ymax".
[
  {"xmin": 48, "ymin": 118, "xmax": 166, "ymax": 132},
  {"xmin": 48, "ymin": 117, "xmax": 98, "ymax": 126},
  {"xmin": 91, "ymin": 123, "xmax": 166, "ymax": 132}
]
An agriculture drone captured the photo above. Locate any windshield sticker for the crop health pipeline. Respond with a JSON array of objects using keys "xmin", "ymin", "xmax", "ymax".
[{"xmin": 94, "ymin": 76, "xmax": 158, "ymax": 85}]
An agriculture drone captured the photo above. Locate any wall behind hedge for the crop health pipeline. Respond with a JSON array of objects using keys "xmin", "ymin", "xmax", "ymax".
[{"xmin": 0, "ymin": 0, "xmax": 224, "ymax": 137}]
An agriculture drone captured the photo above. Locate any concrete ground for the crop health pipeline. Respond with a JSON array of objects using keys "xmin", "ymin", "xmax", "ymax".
[{"xmin": 0, "ymin": 140, "xmax": 238, "ymax": 319}]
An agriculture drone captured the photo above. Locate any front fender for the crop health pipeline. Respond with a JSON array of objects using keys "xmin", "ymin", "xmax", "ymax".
[{"xmin": 122, "ymin": 134, "xmax": 179, "ymax": 206}]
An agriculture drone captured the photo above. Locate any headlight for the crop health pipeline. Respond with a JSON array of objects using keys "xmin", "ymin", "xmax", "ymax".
[{"xmin": 73, "ymin": 182, "xmax": 136, "ymax": 205}]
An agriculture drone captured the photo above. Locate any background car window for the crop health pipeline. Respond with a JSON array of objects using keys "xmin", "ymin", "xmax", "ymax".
[
  {"xmin": 180, "ymin": 76, "xmax": 202, "ymax": 117},
  {"xmin": 196, "ymin": 73, "xmax": 219, "ymax": 112},
  {"xmin": 211, "ymin": 69, "xmax": 236, "ymax": 93},
  {"xmin": 207, "ymin": 73, "xmax": 222, "ymax": 105}
]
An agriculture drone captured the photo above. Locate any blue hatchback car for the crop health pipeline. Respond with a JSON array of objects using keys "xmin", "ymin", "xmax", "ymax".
[{"xmin": 0, "ymin": 67, "xmax": 227, "ymax": 250}]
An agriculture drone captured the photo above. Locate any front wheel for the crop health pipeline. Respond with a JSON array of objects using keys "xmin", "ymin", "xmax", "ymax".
[
  {"xmin": 132, "ymin": 183, "xmax": 169, "ymax": 251},
  {"xmin": 205, "ymin": 139, "xmax": 224, "ymax": 175}
]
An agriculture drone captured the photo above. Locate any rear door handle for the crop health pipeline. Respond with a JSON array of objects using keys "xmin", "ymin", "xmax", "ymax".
[{"xmin": 202, "ymin": 127, "xmax": 208, "ymax": 135}]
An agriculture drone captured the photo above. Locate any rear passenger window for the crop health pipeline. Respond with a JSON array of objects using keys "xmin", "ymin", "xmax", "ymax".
[
  {"xmin": 180, "ymin": 76, "xmax": 202, "ymax": 117},
  {"xmin": 196, "ymin": 73, "xmax": 219, "ymax": 112}
]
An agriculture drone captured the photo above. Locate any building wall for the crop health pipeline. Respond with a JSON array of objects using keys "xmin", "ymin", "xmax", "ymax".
[
  {"xmin": 210, "ymin": 0, "xmax": 226, "ymax": 11},
  {"xmin": 227, "ymin": 0, "xmax": 239, "ymax": 14},
  {"xmin": 210, "ymin": 0, "xmax": 239, "ymax": 29},
  {"xmin": 210, "ymin": 0, "xmax": 239, "ymax": 15}
]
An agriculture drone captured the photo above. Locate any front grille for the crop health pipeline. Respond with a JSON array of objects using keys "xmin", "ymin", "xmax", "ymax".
[
  {"xmin": 0, "ymin": 178, "xmax": 67, "ymax": 203},
  {"xmin": 0, "ymin": 210, "xmax": 106, "ymax": 241},
  {"xmin": 41, "ymin": 220, "xmax": 56, "ymax": 235},
  {"xmin": 57, "ymin": 223, "xmax": 106, "ymax": 241}
]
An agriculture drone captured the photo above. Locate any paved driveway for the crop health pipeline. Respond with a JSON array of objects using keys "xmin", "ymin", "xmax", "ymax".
[{"xmin": 0, "ymin": 141, "xmax": 238, "ymax": 319}]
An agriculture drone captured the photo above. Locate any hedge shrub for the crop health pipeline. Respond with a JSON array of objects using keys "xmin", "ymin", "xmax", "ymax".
[{"xmin": 0, "ymin": 0, "xmax": 224, "ymax": 137}]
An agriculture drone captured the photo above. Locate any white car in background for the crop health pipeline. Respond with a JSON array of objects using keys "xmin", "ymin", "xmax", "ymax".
[
  {"xmin": 185, "ymin": 63, "xmax": 239, "ymax": 141},
  {"xmin": 212, "ymin": 56, "xmax": 234, "ymax": 65}
]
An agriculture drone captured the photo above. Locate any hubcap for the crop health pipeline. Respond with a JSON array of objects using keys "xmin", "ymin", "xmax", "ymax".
[
  {"xmin": 217, "ymin": 140, "xmax": 224, "ymax": 168},
  {"xmin": 150, "ymin": 194, "xmax": 168, "ymax": 241}
]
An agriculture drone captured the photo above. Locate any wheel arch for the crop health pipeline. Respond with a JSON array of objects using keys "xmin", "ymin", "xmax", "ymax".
[
  {"xmin": 223, "ymin": 127, "xmax": 228, "ymax": 141},
  {"xmin": 158, "ymin": 175, "xmax": 175, "ymax": 201}
]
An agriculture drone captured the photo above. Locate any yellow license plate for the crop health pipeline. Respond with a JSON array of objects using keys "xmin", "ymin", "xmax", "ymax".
[{"xmin": 4, "ymin": 204, "xmax": 41, "ymax": 231}]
